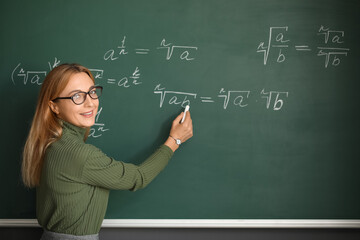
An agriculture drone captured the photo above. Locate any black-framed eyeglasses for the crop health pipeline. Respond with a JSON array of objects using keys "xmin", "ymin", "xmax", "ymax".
[{"xmin": 52, "ymin": 86, "xmax": 103, "ymax": 105}]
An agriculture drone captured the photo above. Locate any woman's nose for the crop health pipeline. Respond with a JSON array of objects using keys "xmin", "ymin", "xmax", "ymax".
[{"xmin": 83, "ymin": 94, "xmax": 96, "ymax": 107}]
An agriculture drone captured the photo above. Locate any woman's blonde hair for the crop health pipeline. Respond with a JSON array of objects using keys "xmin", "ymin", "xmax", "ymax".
[{"xmin": 22, "ymin": 63, "xmax": 95, "ymax": 188}]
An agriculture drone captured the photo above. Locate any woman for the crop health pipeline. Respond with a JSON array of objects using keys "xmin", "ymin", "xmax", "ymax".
[{"xmin": 22, "ymin": 63, "xmax": 193, "ymax": 239}]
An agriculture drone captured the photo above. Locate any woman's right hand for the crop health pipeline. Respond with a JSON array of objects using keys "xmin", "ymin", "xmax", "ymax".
[{"xmin": 164, "ymin": 111, "xmax": 193, "ymax": 152}]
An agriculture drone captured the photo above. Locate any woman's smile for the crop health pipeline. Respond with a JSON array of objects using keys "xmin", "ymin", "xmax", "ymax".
[{"xmin": 80, "ymin": 110, "xmax": 95, "ymax": 118}]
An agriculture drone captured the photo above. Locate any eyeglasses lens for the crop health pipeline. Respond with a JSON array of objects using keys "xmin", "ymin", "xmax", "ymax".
[
  {"xmin": 72, "ymin": 87, "xmax": 102, "ymax": 105},
  {"xmin": 90, "ymin": 87, "xmax": 102, "ymax": 99}
]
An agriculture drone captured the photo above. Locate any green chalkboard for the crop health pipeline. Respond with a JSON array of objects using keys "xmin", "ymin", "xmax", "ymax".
[{"xmin": 1, "ymin": 0, "xmax": 359, "ymax": 221}]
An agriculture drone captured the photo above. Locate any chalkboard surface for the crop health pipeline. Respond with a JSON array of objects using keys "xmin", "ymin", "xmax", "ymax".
[{"xmin": 1, "ymin": 0, "xmax": 359, "ymax": 220}]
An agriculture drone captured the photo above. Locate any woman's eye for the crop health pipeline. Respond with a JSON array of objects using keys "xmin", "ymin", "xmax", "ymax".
[{"xmin": 72, "ymin": 93, "xmax": 81, "ymax": 99}]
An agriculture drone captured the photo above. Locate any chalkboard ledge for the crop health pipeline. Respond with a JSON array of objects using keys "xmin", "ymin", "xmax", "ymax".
[{"xmin": 1, "ymin": 219, "xmax": 360, "ymax": 228}]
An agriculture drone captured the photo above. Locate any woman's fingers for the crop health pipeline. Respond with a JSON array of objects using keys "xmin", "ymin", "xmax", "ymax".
[{"xmin": 170, "ymin": 111, "xmax": 193, "ymax": 143}]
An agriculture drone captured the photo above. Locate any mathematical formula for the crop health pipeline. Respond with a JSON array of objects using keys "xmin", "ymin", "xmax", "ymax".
[
  {"xmin": 257, "ymin": 26, "xmax": 350, "ymax": 67},
  {"xmin": 154, "ymin": 84, "xmax": 288, "ymax": 111},
  {"xmin": 104, "ymin": 37, "xmax": 198, "ymax": 61},
  {"xmin": 89, "ymin": 107, "xmax": 109, "ymax": 138},
  {"xmin": 11, "ymin": 59, "xmax": 143, "ymax": 89}
]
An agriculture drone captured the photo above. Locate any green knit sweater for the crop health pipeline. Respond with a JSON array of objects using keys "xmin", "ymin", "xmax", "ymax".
[{"xmin": 36, "ymin": 121, "xmax": 173, "ymax": 235}]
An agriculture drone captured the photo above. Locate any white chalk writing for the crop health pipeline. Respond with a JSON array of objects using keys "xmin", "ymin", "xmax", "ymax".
[
  {"xmin": 103, "ymin": 36, "xmax": 198, "ymax": 61},
  {"xmin": 154, "ymin": 85, "xmax": 289, "ymax": 111},
  {"xmin": 89, "ymin": 107, "xmax": 109, "ymax": 138},
  {"xmin": 257, "ymin": 26, "xmax": 350, "ymax": 67}
]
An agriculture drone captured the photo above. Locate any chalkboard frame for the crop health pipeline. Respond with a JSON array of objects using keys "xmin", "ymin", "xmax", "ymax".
[
  {"xmin": 1, "ymin": 0, "xmax": 360, "ymax": 225},
  {"xmin": 1, "ymin": 219, "xmax": 360, "ymax": 228}
]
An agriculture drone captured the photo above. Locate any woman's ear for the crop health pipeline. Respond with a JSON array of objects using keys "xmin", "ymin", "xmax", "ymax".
[{"xmin": 49, "ymin": 101, "xmax": 60, "ymax": 115}]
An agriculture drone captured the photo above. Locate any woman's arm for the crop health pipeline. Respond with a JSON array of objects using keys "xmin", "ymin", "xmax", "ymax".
[{"xmin": 81, "ymin": 111, "xmax": 193, "ymax": 190}]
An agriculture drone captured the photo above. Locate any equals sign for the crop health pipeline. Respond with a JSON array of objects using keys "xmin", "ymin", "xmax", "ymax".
[
  {"xmin": 295, "ymin": 45, "xmax": 311, "ymax": 51},
  {"xmin": 135, "ymin": 49, "xmax": 150, "ymax": 54},
  {"xmin": 200, "ymin": 97, "xmax": 215, "ymax": 103},
  {"xmin": 107, "ymin": 79, "xmax": 116, "ymax": 84}
]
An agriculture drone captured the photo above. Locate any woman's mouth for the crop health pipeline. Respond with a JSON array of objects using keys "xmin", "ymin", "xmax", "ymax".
[{"xmin": 80, "ymin": 111, "xmax": 94, "ymax": 118}]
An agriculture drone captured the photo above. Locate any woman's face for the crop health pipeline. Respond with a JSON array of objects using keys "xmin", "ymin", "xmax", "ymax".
[{"xmin": 50, "ymin": 72, "xmax": 99, "ymax": 128}]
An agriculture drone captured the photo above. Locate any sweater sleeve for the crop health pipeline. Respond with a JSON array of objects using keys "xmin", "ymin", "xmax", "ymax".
[{"xmin": 81, "ymin": 145, "xmax": 174, "ymax": 191}]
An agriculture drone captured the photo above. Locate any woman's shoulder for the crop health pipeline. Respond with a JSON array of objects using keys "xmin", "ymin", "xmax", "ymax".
[
  {"xmin": 45, "ymin": 138, "xmax": 104, "ymax": 171},
  {"xmin": 47, "ymin": 134, "xmax": 88, "ymax": 158},
  {"xmin": 46, "ymin": 125, "xmax": 109, "ymax": 162}
]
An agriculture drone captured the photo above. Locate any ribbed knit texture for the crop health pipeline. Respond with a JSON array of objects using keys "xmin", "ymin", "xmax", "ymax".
[{"xmin": 36, "ymin": 121, "xmax": 173, "ymax": 235}]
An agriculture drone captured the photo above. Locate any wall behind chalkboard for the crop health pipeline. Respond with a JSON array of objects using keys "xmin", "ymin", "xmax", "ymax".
[{"xmin": 0, "ymin": 0, "xmax": 359, "ymax": 220}]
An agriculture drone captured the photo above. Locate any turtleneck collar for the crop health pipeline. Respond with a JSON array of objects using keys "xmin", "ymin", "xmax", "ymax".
[{"xmin": 61, "ymin": 120, "xmax": 88, "ymax": 140}]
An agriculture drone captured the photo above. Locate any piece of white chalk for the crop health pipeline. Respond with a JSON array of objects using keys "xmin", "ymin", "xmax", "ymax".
[{"xmin": 181, "ymin": 105, "xmax": 190, "ymax": 123}]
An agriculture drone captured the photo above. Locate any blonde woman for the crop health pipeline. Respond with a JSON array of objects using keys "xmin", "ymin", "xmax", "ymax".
[{"xmin": 22, "ymin": 63, "xmax": 193, "ymax": 240}]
